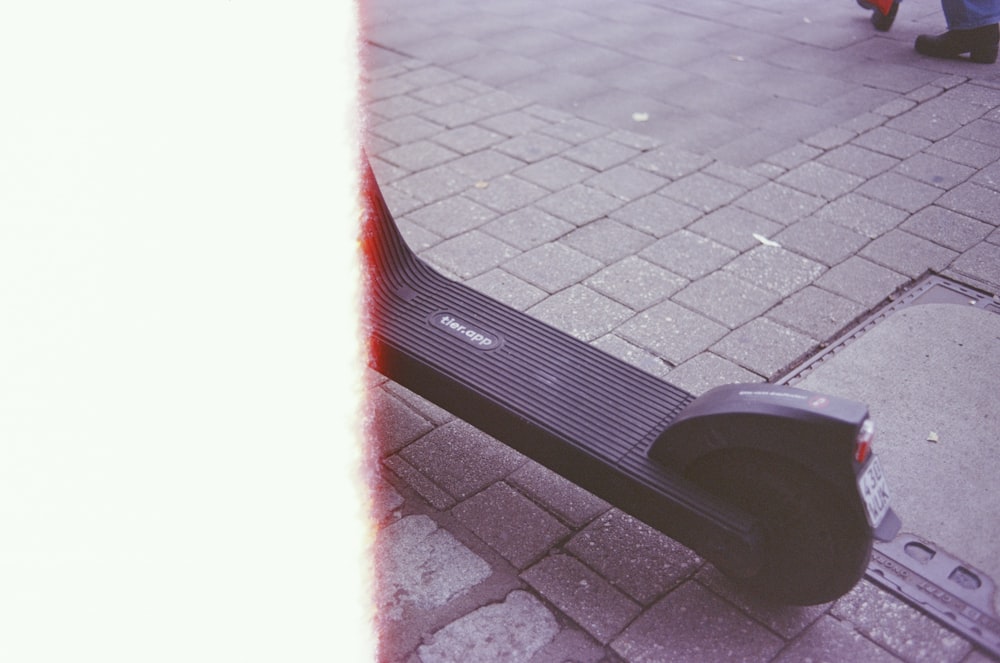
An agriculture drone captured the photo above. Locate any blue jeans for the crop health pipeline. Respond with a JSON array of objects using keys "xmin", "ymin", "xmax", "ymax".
[{"xmin": 942, "ymin": 0, "xmax": 1000, "ymax": 29}]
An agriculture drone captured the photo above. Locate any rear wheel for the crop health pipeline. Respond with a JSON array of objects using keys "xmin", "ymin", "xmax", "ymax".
[{"xmin": 685, "ymin": 449, "xmax": 872, "ymax": 605}]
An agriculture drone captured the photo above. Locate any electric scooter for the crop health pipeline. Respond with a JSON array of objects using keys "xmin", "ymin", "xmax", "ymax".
[{"xmin": 361, "ymin": 156, "xmax": 901, "ymax": 605}]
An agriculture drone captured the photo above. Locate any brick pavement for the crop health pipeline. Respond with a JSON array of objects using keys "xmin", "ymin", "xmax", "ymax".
[{"xmin": 361, "ymin": 1, "xmax": 1000, "ymax": 661}]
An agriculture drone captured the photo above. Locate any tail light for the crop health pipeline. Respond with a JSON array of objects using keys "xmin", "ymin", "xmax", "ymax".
[{"xmin": 855, "ymin": 418, "xmax": 875, "ymax": 464}]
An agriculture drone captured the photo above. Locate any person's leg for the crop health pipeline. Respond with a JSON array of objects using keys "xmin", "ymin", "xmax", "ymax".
[{"xmin": 915, "ymin": 0, "xmax": 999, "ymax": 63}]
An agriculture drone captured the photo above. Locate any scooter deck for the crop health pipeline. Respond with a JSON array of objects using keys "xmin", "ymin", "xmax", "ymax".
[{"xmin": 363, "ymin": 163, "xmax": 759, "ymax": 569}]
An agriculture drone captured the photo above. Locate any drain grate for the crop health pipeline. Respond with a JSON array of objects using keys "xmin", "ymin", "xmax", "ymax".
[{"xmin": 779, "ymin": 273, "xmax": 1000, "ymax": 658}]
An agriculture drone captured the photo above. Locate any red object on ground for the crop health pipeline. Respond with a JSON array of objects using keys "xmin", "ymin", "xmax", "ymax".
[{"xmin": 872, "ymin": 0, "xmax": 894, "ymax": 15}]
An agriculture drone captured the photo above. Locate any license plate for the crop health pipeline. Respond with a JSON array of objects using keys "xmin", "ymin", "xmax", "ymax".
[{"xmin": 858, "ymin": 455, "xmax": 891, "ymax": 528}]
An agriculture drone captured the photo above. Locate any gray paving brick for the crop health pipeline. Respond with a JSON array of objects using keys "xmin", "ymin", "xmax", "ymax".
[
  {"xmin": 366, "ymin": 75, "xmax": 417, "ymax": 102},
  {"xmin": 407, "ymin": 195, "xmax": 498, "ymax": 238},
  {"xmin": 396, "ymin": 64, "xmax": 461, "ymax": 88},
  {"xmin": 465, "ymin": 89, "xmax": 530, "ymax": 115},
  {"xmin": 724, "ymin": 245, "xmax": 825, "ymax": 297},
  {"xmin": 855, "ymin": 171, "xmax": 943, "ymax": 213},
  {"xmin": 687, "ymin": 206, "xmax": 783, "ymax": 252},
  {"xmin": 383, "ymin": 454, "xmax": 456, "ymax": 510},
  {"xmin": 773, "ymin": 217, "xmax": 870, "ymax": 266},
  {"xmin": 529, "ymin": 628, "xmax": 606, "ymax": 663},
  {"xmin": 507, "ymin": 461, "xmax": 610, "ymax": 529},
  {"xmin": 778, "ymin": 161, "xmax": 864, "ymax": 200},
  {"xmin": 504, "ymin": 243, "xmax": 602, "ymax": 293},
  {"xmin": 853, "ymin": 126, "xmax": 932, "ymax": 159},
  {"xmin": 481, "ymin": 207, "xmax": 574, "ymax": 251},
  {"xmin": 514, "ymin": 156, "xmax": 598, "ymax": 191},
  {"xmin": 711, "ymin": 129, "xmax": 800, "ymax": 167},
  {"xmin": 814, "ymin": 193, "xmax": 909, "ymax": 239},
  {"xmin": 585, "ymin": 164, "xmax": 668, "ymax": 201},
  {"xmin": 611, "ymin": 582, "xmax": 783, "ymax": 663},
  {"xmin": 973, "ymin": 160, "xmax": 1000, "ymax": 192},
  {"xmin": 750, "ymin": 162, "xmax": 787, "ymax": 180},
  {"xmin": 901, "ymin": 206, "xmax": 994, "ymax": 251},
  {"xmin": 565, "ymin": 510, "xmax": 702, "ymax": 605},
  {"xmin": 766, "ymin": 286, "xmax": 866, "ymax": 342},
  {"xmin": 563, "ymin": 219, "xmax": 654, "ymax": 264},
  {"xmin": 773, "ymin": 615, "xmax": 903, "ymax": 663},
  {"xmin": 734, "ymin": 181, "xmax": 826, "ymax": 225},
  {"xmin": 534, "ymin": 183, "xmax": 624, "ymax": 225},
  {"xmin": 936, "ymin": 181, "xmax": 1000, "ymax": 225},
  {"xmin": 860, "ymin": 229, "xmax": 959, "ymax": 278},
  {"xmin": 384, "ymin": 381, "xmax": 454, "ymax": 425},
  {"xmin": 422, "ymin": 231, "xmax": 519, "ymax": 280},
  {"xmin": 659, "ymin": 171, "xmax": 747, "ymax": 213},
  {"xmin": 589, "ymin": 334, "xmax": 672, "ymax": 379},
  {"xmin": 952, "ymin": 242, "xmax": 1000, "ymax": 289},
  {"xmin": 925, "ymin": 135, "xmax": 999, "ymax": 168},
  {"xmin": 894, "ymin": 152, "xmax": 976, "ymax": 190},
  {"xmin": 417, "ymin": 591, "xmax": 558, "ymax": 663},
  {"xmin": 631, "ymin": 147, "xmax": 712, "ymax": 180},
  {"xmin": 884, "ymin": 103, "xmax": 965, "ymax": 142},
  {"xmin": 675, "ymin": 271, "xmax": 781, "ymax": 329},
  {"xmin": 712, "ymin": 317, "xmax": 817, "ymax": 378},
  {"xmin": 452, "ymin": 482, "xmax": 570, "ymax": 569},
  {"xmin": 477, "ymin": 109, "xmax": 552, "ymax": 137},
  {"xmin": 640, "ymin": 230, "xmax": 738, "ymax": 280},
  {"xmin": 815, "ymin": 257, "xmax": 909, "ymax": 308},
  {"xmin": 609, "ymin": 194, "xmax": 702, "ymax": 237},
  {"xmin": 465, "ymin": 174, "xmax": 549, "ymax": 214},
  {"xmin": 606, "ymin": 128, "xmax": 663, "ymax": 151},
  {"xmin": 448, "ymin": 51, "xmax": 546, "ymax": 87},
  {"xmin": 838, "ymin": 111, "xmax": 887, "ymax": 135},
  {"xmin": 521, "ymin": 103, "xmax": 573, "ymax": 123},
  {"xmin": 585, "ymin": 256, "xmax": 687, "ymax": 310},
  {"xmin": 563, "ymin": 137, "xmax": 641, "ymax": 171},
  {"xmin": 521, "ymin": 553, "xmax": 641, "ymax": 645},
  {"xmin": 466, "ymin": 269, "xmax": 548, "ymax": 311},
  {"xmin": 702, "ymin": 162, "xmax": 769, "ymax": 190},
  {"xmin": 527, "ymin": 285, "xmax": 634, "ymax": 342},
  {"xmin": 818, "ymin": 143, "xmax": 900, "ymax": 178},
  {"xmin": 411, "ymin": 81, "xmax": 478, "ymax": 106},
  {"xmin": 398, "ymin": 420, "xmax": 526, "ymax": 500},
  {"xmin": 371, "ymin": 114, "xmax": 447, "ymax": 144},
  {"xmin": 421, "ymin": 100, "xmax": 499, "ymax": 129},
  {"xmin": 504, "ymin": 70, "xmax": 608, "ymax": 108},
  {"xmin": 432, "ymin": 125, "xmax": 506, "ymax": 154},
  {"xmin": 369, "ymin": 94, "xmax": 434, "ymax": 120},
  {"xmin": 397, "ymin": 218, "xmax": 442, "ymax": 252},
  {"xmin": 450, "ymin": 150, "xmax": 525, "ymax": 180},
  {"xmin": 369, "ymin": 153, "xmax": 407, "ymax": 183},
  {"xmin": 367, "ymin": 388, "xmax": 434, "ymax": 457},
  {"xmin": 666, "ymin": 352, "xmax": 764, "ymax": 395},
  {"xmin": 392, "ymin": 165, "xmax": 472, "ymax": 204},
  {"xmin": 370, "ymin": 476, "xmax": 404, "ymax": 524},
  {"xmin": 495, "ymin": 132, "xmax": 572, "ymax": 163},
  {"xmin": 767, "ymin": 143, "xmax": 824, "ymax": 170},
  {"xmin": 832, "ymin": 580, "xmax": 972, "ymax": 663},
  {"xmin": 538, "ymin": 117, "xmax": 610, "ymax": 144},
  {"xmin": 617, "ymin": 300, "xmax": 729, "ymax": 365},
  {"xmin": 907, "ymin": 83, "xmax": 945, "ymax": 103},
  {"xmin": 955, "ymin": 118, "xmax": 1000, "ymax": 147},
  {"xmin": 804, "ymin": 126, "xmax": 856, "ymax": 150}
]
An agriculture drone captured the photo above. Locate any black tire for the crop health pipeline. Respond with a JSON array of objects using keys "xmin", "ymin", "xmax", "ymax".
[{"xmin": 685, "ymin": 448, "xmax": 872, "ymax": 605}]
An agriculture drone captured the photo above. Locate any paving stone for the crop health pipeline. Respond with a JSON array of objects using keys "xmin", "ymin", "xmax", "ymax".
[
  {"xmin": 852, "ymin": 126, "xmax": 932, "ymax": 159},
  {"xmin": 383, "ymin": 381, "xmax": 455, "ymax": 426},
  {"xmin": 724, "ymin": 245, "xmax": 825, "ymax": 297},
  {"xmin": 935, "ymin": 181, "xmax": 1000, "ymax": 225},
  {"xmin": 397, "ymin": 218, "xmax": 442, "ymax": 252},
  {"xmin": 609, "ymin": 194, "xmax": 703, "ymax": 237},
  {"xmin": 527, "ymin": 628, "xmax": 606, "ymax": 663},
  {"xmin": 464, "ymin": 174, "xmax": 549, "ymax": 214},
  {"xmin": 478, "ymin": 109, "xmax": 552, "ymax": 137},
  {"xmin": 585, "ymin": 164, "xmax": 668, "ymax": 201},
  {"xmin": 410, "ymin": 81, "xmax": 479, "ymax": 106},
  {"xmin": 392, "ymin": 165, "xmax": 473, "ymax": 204},
  {"xmin": 774, "ymin": 217, "xmax": 870, "ymax": 266},
  {"xmin": 396, "ymin": 64, "xmax": 461, "ymax": 87},
  {"xmin": 666, "ymin": 352, "xmax": 765, "ymax": 395},
  {"xmin": 659, "ymin": 172, "xmax": 747, "ymax": 213},
  {"xmin": 674, "ymin": 271, "xmax": 781, "ymax": 329},
  {"xmin": 584, "ymin": 256, "xmax": 687, "ymax": 310},
  {"xmin": 449, "ymin": 149, "xmax": 525, "ymax": 180},
  {"xmin": 855, "ymin": 171, "xmax": 943, "ymax": 213},
  {"xmin": 465, "ymin": 89, "xmax": 529, "ymax": 116},
  {"xmin": 465, "ymin": 269, "xmax": 548, "ymax": 311},
  {"xmin": 376, "ymin": 513, "xmax": 493, "ymax": 625},
  {"xmin": 951, "ymin": 242, "xmax": 1000, "ymax": 289},
  {"xmin": 814, "ymin": 193, "xmax": 909, "ymax": 238},
  {"xmin": 422, "ymin": 231, "xmax": 519, "ymax": 280},
  {"xmin": 884, "ymin": 103, "xmax": 965, "ymax": 142},
  {"xmin": 370, "ymin": 476, "xmax": 405, "ymax": 523},
  {"xmin": 416, "ymin": 591, "xmax": 558, "ymax": 663},
  {"xmin": 610, "ymin": 582, "xmax": 784, "ymax": 663},
  {"xmin": 421, "ymin": 101, "xmax": 499, "ymax": 129},
  {"xmin": 925, "ymin": 135, "xmax": 999, "ymax": 168},
  {"xmin": 372, "ymin": 115, "xmax": 448, "ymax": 144},
  {"xmin": 507, "ymin": 461, "xmax": 610, "ymax": 529},
  {"xmin": 534, "ymin": 183, "xmax": 624, "ymax": 225},
  {"xmin": 503, "ymin": 243, "xmax": 602, "ymax": 293},
  {"xmin": 750, "ymin": 162, "xmax": 787, "ymax": 180},
  {"xmin": 832, "ymin": 580, "xmax": 972, "ymax": 663},
  {"xmin": 481, "ymin": 207, "xmax": 574, "ymax": 251},
  {"xmin": 778, "ymin": 161, "xmax": 864, "ymax": 200},
  {"xmin": 973, "ymin": 160, "xmax": 1000, "ymax": 192},
  {"xmin": 818, "ymin": 143, "xmax": 901, "ymax": 178},
  {"xmin": 606, "ymin": 128, "xmax": 663, "ymax": 150},
  {"xmin": 514, "ymin": 156, "xmax": 598, "ymax": 191},
  {"xmin": 734, "ymin": 181, "xmax": 826, "ymax": 225},
  {"xmin": 383, "ymin": 455, "xmax": 456, "ymax": 510},
  {"xmin": 773, "ymin": 615, "xmax": 903, "ymax": 662},
  {"xmin": 712, "ymin": 317, "xmax": 817, "ymax": 378},
  {"xmin": 893, "ymin": 152, "xmax": 976, "ymax": 190},
  {"xmin": 617, "ymin": 300, "xmax": 729, "ymax": 366},
  {"xmin": 702, "ymin": 162, "xmax": 769, "ymax": 190},
  {"xmin": 494, "ymin": 132, "xmax": 572, "ymax": 163},
  {"xmin": 527, "ymin": 285, "xmax": 634, "ymax": 342},
  {"xmin": 804, "ymin": 126, "xmax": 856, "ymax": 150},
  {"xmin": 565, "ymin": 510, "xmax": 703, "ymax": 605},
  {"xmin": 521, "ymin": 553, "xmax": 641, "ymax": 645},
  {"xmin": 838, "ymin": 111, "xmax": 887, "ymax": 134},
  {"xmin": 370, "ymin": 94, "xmax": 434, "ymax": 120},
  {"xmin": 407, "ymin": 195, "xmax": 498, "ymax": 238},
  {"xmin": 631, "ymin": 147, "xmax": 712, "ymax": 179},
  {"xmin": 767, "ymin": 143, "xmax": 824, "ymax": 170},
  {"xmin": 860, "ymin": 229, "xmax": 959, "ymax": 278},
  {"xmin": 367, "ymin": 387, "xmax": 434, "ymax": 457},
  {"xmin": 432, "ymin": 125, "xmax": 506, "ymax": 154},
  {"xmin": 538, "ymin": 116, "xmax": 610, "ymax": 143},
  {"xmin": 452, "ymin": 482, "xmax": 570, "ymax": 569},
  {"xmin": 906, "ymin": 84, "xmax": 945, "ymax": 103},
  {"xmin": 366, "ymin": 75, "xmax": 417, "ymax": 102},
  {"xmin": 563, "ymin": 219, "xmax": 655, "ymax": 263},
  {"xmin": 640, "ymin": 230, "xmax": 738, "ymax": 280},
  {"xmin": 766, "ymin": 286, "xmax": 866, "ymax": 342},
  {"xmin": 815, "ymin": 257, "xmax": 909, "ymax": 308},
  {"xmin": 688, "ymin": 207, "xmax": 784, "ymax": 251},
  {"xmin": 563, "ymin": 137, "xmax": 641, "ymax": 171},
  {"xmin": 954, "ymin": 118, "xmax": 1000, "ymax": 147},
  {"xmin": 369, "ymin": 154, "xmax": 407, "ymax": 183},
  {"xmin": 901, "ymin": 206, "xmax": 994, "ymax": 251},
  {"xmin": 589, "ymin": 334, "xmax": 673, "ymax": 379}
]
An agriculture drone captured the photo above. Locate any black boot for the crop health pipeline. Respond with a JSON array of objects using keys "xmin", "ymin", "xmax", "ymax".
[
  {"xmin": 915, "ymin": 23, "xmax": 999, "ymax": 64},
  {"xmin": 871, "ymin": 0, "xmax": 899, "ymax": 32}
]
